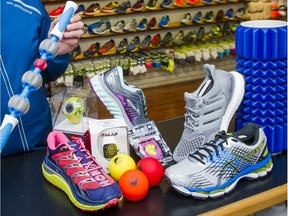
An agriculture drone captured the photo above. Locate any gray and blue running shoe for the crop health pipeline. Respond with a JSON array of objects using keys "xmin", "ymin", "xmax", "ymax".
[
  {"xmin": 88, "ymin": 19, "xmax": 111, "ymax": 34},
  {"xmin": 165, "ymin": 123, "xmax": 273, "ymax": 199},
  {"xmin": 89, "ymin": 66, "xmax": 148, "ymax": 128},
  {"xmin": 173, "ymin": 64, "xmax": 245, "ymax": 162}
]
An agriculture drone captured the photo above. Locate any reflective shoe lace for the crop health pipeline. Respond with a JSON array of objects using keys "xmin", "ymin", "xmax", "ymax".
[{"xmin": 189, "ymin": 131, "xmax": 228, "ymax": 164}]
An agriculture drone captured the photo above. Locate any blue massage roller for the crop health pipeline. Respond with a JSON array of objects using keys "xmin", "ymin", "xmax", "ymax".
[{"xmin": 0, "ymin": 1, "xmax": 78, "ymax": 152}]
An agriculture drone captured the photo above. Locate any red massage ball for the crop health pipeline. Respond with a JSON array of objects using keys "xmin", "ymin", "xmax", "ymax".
[
  {"xmin": 119, "ymin": 169, "xmax": 149, "ymax": 201},
  {"xmin": 137, "ymin": 157, "xmax": 165, "ymax": 187}
]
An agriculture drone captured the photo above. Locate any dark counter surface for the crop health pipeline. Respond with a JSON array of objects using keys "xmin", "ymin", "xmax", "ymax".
[{"xmin": 1, "ymin": 117, "xmax": 287, "ymax": 216}]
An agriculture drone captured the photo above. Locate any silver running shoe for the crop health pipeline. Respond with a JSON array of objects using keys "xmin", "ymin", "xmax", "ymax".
[
  {"xmin": 173, "ymin": 64, "xmax": 245, "ymax": 162},
  {"xmin": 165, "ymin": 123, "xmax": 273, "ymax": 199},
  {"xmin": 89, "ymin": 66, "xmax": 148, "ymax": 128}
]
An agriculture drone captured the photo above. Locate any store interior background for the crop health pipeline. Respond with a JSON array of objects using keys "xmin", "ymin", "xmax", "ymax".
[{"xmin": 43, "ymin": 0, "xmax": 287, "ymax": 215}]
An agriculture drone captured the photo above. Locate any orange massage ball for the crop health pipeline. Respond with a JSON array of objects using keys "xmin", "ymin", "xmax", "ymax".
[{"xmin": 119, "ymin": 169, "xmax": 149, "ymax": 201}]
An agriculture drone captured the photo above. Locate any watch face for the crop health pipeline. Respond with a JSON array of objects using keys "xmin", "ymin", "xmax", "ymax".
[
  {"xmin": 103, "ymin": 143, "xmax": 118, "ymax": 160},
  {"xmin": 62, "ymin": 97, "xmax": 84, "ymax": 124}
]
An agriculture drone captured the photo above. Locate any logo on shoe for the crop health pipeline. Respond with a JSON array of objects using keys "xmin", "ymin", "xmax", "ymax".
[
  {"xmin": 126, "ymin": 98, "xmax": 140, "ymax": 115},
  {"xmin": 84, "ymin": 165, "xmax": 112, "ymax": 187}
]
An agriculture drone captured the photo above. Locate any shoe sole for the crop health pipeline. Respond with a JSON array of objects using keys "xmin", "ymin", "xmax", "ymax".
[
  {"xmin": 89, "ymin": 67, "xmax": 139, "ymax": 128},
  {"xmin": 94, "ymin": 29, "xmax": 110, "ymax": 35},
  {"xmin": 42, "ymin": 161, "xmax": 122, "ymax": 211},
  {"xmin": 131, "ymin": 7, "xmax": 144, "ymax": 11},
  {"xmin": 220, "ymin": 71, "xmax": 245, "ymax": 131},
  {"xmin": 170, "ymin": 158, "xmax": 273, "ymax": 199},
  {"xmin": 99, "ymin": 47, "xmax": 116, "ymax": 55}
]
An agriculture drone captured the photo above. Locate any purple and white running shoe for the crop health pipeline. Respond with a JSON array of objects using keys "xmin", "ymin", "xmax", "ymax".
[{"xmin": 89, "ymin": 66, "xmax": 148, "ymax": 129}]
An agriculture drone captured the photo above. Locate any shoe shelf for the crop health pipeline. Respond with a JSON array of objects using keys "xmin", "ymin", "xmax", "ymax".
[
  {"xmin": 71, "ymin": 33, "xmax": 235, "ymax": 61},
  {"xmin": 78, "ymin": 1, "xmax": 245, "ymax": 19},
  {"xmin": 81, "ymin": 18, "xmax": 243, "ymax": 39}
]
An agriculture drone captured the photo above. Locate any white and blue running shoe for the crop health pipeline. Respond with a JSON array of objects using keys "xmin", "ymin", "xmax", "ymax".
[
  {"xmin": 165, "ymin": 123, "xmax": 273, "ymax": 199},
  {"xmin": 173, "ymin": 64, "xmax": 245, "ymax": 162}
]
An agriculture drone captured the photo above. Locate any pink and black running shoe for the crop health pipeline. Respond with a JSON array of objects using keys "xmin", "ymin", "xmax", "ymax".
[{"xmin": 42, "ymin": 131, "xmax": 122, "ymax": 212}]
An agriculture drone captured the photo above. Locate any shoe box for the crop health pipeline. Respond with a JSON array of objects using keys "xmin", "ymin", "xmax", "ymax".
[
  {"xmin": 88, "ymin": 118, "xmax": 130, "ymax": 173},
  {"xmin": 54, "ymin": 117, "xmax": 92, "ymax": 149}
]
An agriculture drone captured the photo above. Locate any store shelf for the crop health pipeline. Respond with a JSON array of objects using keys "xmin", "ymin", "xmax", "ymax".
[
  {"xmin": 71, "ymin": 33, "xmax": 235, "ymax": 61},
  {"xmin": 82, "ymin": 18, "xmax": 243, "ymax": 39},
  {"xmin": 78, "ymin": 1, "xmax": 245, "ymax": 19}
]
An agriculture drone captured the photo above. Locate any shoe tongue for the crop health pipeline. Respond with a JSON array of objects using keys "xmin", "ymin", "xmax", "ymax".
[
  {"xmin": 57, "ymin": 140, "xmax": 91, "ymax": 164},
  {"xmin": 184, "ymin": 92, "xmax": 198, "ymax": 107},
  {"xmin": 68, "ymin": 141, "xmax": 93, "ymax": 164}
]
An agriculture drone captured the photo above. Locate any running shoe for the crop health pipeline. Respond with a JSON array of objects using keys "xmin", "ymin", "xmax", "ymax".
[
  {"xmin": 124, "ymin": 19, "xmax": 137, "ymax": 31},
  {"xmin": 127, "ymin": 36, "xmax": 140, "ymax": 52},
  {"xmin": 131, "ymin": 0, "xmax": 145, "ymax": 11},
  {"xmin": 161, "ymin": 0, "xmax": 173, "ymax": 8},
  {"xmin": 117, "ymin": 39, "xmax": 128, "ymax": 53},
  {"xmin": 193, "ymin": 11, "xmax": 203, "ymax": 23},
  {"xmin": 196, "ymin": 26, "xmax": 205, "ymax": 41},
  {"xmin": 69, "ymin": 45, "xmax": 81, "ymax": 59},
  {"xmin": 173, "ymin": 31, "xmax": 185, "ymax": 46},
  {"xmin": 101, "ymin": 2, "xmax": 119, "ymax": 12},
  {"xmin": 208, "ymin": 24, "xmax": 221, "ymax": 37},
  {"xmin": 235, "ymin": 7, "xmax": 245, "ymax": 19},
  {"xmin": 98, "ymin": 40, "xmax": 116, "ymax": 55},
  {"xmin": 147, "ymin": 17, "xmax": 157, "ymax": 29},
  {"xmin": 224, "ymin": 8, "xmax": 235, "ymax": 19},
  {"xmin": 172, "ymin": 64, "xmax": 245, "ymax": 162},
  {"xmin": 92, "ymin": 21, "xmax": 111, "ymax": 35},
  {"xmin": 146, "ymin": 0, "xmax": 158, "ymax": 9},
  {"xmin": 165, "ymin": 123, "xmax": 273, "ymax": 199},
  {"xmin": 202, "ymin": 0, "xmax": 214, "ymax": 3},
  {"xmin": 115, "ymin": 0, "xmax": 131, "ymax": 13},
  {"xmin": 49, "ymin": 6, "xmax": 64, "ymax": 18},
  {"xmin": 181, "ymin": 13, "xmax": 192, "ymax": 25},
  {"xmin": 187, "ymin": 0, "xmax": 200, "ymax": 4},
  {"xmin": 215, "ymin": 9, "xmax": 224, "ymax": 21},
  {"xmin": 150, "ymin": 34, "xmax": 161, "ymax": 48},
  {"xmin": 203, "ymin": 11, "xmax": 214, "ymax": 22},
  {"xmin": 222, "ymin": 23, "xmax": 232, "ymax": 36},
  {"xmin": 111, "ymin": 20, "xmax": 125, "ymax": 33},
  {"xmin": 83, "ymin": 3, "xmax": 100, "ymax": 16},
  {"xmin": 89, "ymin": 66, "xmax": 148, "ymax": 128},
  {"xmin": 139, "ymin": 35, "xmax": 152, "ymax": 50},
  {"xmin": 88, "ymin": 18, "xmax": 111, "ymax": 34},
  {"xmin": 75, "ymin": 4, "xmax": 85, "ymax": 15},
  {"xmin": 184, "ymin": 30, "xmax": 197, "ymax": 43},
  {"xmin": 42, "ymin": 131, "xmax": 122, "ymax": 211},
  {"xmin": 231, "ymin": 22, "xmax": 240, "ymax": 32},
  {"xmin": 161, "ymin": 32, "xmax": 173, "ymax": 47},
  {"xmin": 174, "ymin": 0, "xmax": 186, "ymax": 7},
  {"xmin": 159, "ymin": 15, "xmax": 170, "ymax": 27},
  {"xmin": 84, "ymin": 42, "xmax": 100, "ymax": 57},
  {"xmin": 136, "ymin": 18, "xmax": 148, "ymax": 30}
]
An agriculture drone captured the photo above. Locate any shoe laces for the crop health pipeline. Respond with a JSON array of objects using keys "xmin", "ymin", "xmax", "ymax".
[
  {"xmin": 75, "ymin": 139, "xmax": 103, "ymax": 173},
  {"xmin": 184, "ymin": 97, "xmax": 202, "ymax": 130},
  {"xmin": 189, "ymin": 131, "xmax": 229, "ymax": 164},
  {"xmin": 57, "ymin": 139, "xmax": 105, "ymax": 189}
]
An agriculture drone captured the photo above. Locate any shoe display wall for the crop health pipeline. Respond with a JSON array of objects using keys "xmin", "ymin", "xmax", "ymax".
[
  {"xmin": 42, "ymin": 0, "xmax": 282, "ymax": 90},
  {"xmin": 45, "ymin": 0, "xmax": 247, "ymax": 62}
]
